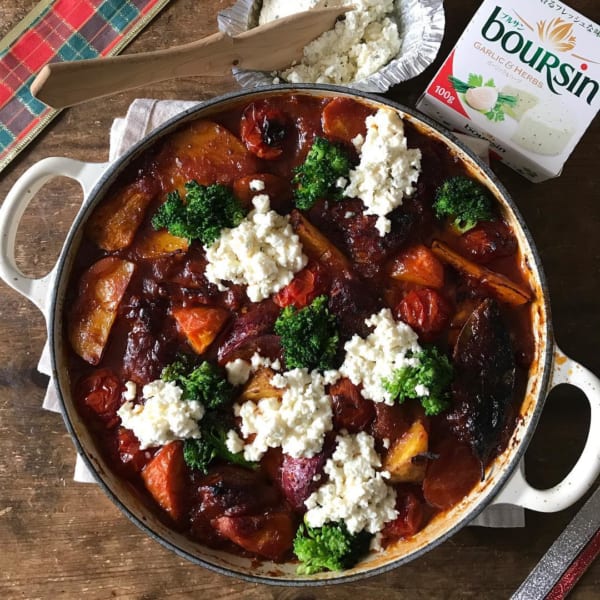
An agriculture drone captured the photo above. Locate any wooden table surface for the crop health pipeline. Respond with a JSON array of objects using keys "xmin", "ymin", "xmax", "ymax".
[{"xmin": 1, "ymin": 1, "xmax": 599, "ymax": 598}]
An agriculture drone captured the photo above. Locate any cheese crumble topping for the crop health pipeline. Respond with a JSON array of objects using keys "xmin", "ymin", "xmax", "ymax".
[
  {"xmin": 117, "ymin": 380, "xmax": 204, "ymax": 450},
  {"xmin": 304, "ymin": 431, "xmax": 398, "ymax": 534},
  {"xmin": 227, "ymin": 368, "xmax": 333, "ymax": 461},
  {"xmin": 204, "ymin": 194, "xmax": 307, "ymax": 302},
  {"xmin": 344, "ymin": 108, "xmax": 422, "ymax": 236},
  {"xmin": 339, "ymin": 308, "xmax": 422, "ymax": 405}
]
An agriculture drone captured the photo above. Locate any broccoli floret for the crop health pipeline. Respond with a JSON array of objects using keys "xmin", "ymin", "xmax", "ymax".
[
  {"xmin": 293, "ymin": 521, "xmax": 372, "ymax": 575},
  {"xmin": 183, "ymin": 414, "xmax": 254, "ymax": 474},
  {"xmin": 152, "ymin": 180, "xmax": 246, "ymax": 246},
  {"xmin": 382, "ymin": 347, "xmax": 454, "ymax": 416},
  {"xmin": 292, "ymin": 137, "xmax": 352, "ymax": 210},
  {"xmin": 433, "ymin": 176, "xmax": 496, "ymax": 233},
  {"xmin": 161, "ymin": 358, "xmax": 232, "ymax": 409},
  {"xmin": 274, "ymin": 295, "xmax": 339, "ymax": 371}
]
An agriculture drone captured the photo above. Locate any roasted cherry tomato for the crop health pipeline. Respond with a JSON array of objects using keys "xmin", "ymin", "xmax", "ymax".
[
  {"xmin": 458, "ymin": 220, "xmax": 518, "ymax": 264},
  {"xmin": 240, "ymin": 101, "xmax": 288, "ymax": 159},
  {"xmin": 395, "ymin": 288, "xmax": 452, "ymax": 342},
  {"xmin": 117, "ymin": 427, "xmax": 150, "ymax": 473},
  {"xmin": 389, "ymin": 244, "xmax": 445, "ymax": 288},
  {"xmin": 381, "ymin": 490, "xmax": 425, "ymax": 543},
  {"xmin": 75, "ymin": 369, "xmax": 123, "ymax": 427},
  {"xmin": 273, "ymin": 261, "xmax": 328, "ymax": 309}
]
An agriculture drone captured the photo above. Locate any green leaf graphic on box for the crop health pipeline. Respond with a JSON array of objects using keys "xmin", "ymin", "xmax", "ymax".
[{"xmin": 449, "ymin": 74, "xmax": 517, "ymax": 122}]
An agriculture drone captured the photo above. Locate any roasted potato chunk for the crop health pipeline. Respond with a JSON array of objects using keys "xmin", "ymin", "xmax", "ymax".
[
  {"xmin": 87, "ymin": 181, "xmax": 154, "ymax": 251},
  {"xmin": 383, "ymin": 420, "xmax": 429, "ymax": 483},
  {"xmin": 68, "ymin": 257, "xmax": 135, "ymax": 365}
]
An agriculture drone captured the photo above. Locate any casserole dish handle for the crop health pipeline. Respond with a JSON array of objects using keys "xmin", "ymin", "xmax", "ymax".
[
  {"xmin": 0, "ymin": 157, "xmax": 108, "ymax": 312},
  {"xmin": 491, "ymin": 345, "xmax": 600, "ymax": 512}
]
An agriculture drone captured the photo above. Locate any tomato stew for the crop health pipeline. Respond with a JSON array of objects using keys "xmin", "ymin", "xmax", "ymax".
[{"xmin": 65, "ymin": 94, "xmax": 535, "ymax": 567}]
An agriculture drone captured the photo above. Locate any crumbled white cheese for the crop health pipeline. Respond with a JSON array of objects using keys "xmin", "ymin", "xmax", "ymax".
[
  {"xmin": 344, "ymin": 108, "xmax": 422, "ymax": 236},
  {"xmin": 226, "ymin": 429, "xmax": 245, "ymax": 454},
  {"xmin": 228, "ymin": 368, "xmax": 333, "ymax": 461},
  {"xmin": 123, "ymin": 381, "xmax": 137, "ymax": 401},
  {"xmin": 267, "ymin": 0, "xmax": 400, "ymax": 85},
  {"xmin": 224, "ymin": 358, "xmax": 253, "ymax": 386},
  {"xmin": 304, "ymin": 431, "xmax": 398, "ymax": 534},
  {"xmin": 249, "ymin": 178, "xmax": 266, "ymax": 192},
  {"xmin": 117, "ymin": 380, "xmax": 204, "ymax": 450},
  {"xmin": 204, "ymin": 194, "xmax": 307, "ymax": 302},
  {"xmin": 339, "ymin": 308, "xmax": 422, "ymax": 405},
  {"xmin": 224, "ymin": 352, "xmax": 282, "ymax": 386},
  {"xmin": 258, "ymin": 0, "xmax": 330, "ymax": 24}
]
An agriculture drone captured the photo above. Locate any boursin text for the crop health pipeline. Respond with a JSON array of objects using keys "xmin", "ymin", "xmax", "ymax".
[{"xmin": 482, "ymin": 6, "xmax": 598, "ymax": 105}]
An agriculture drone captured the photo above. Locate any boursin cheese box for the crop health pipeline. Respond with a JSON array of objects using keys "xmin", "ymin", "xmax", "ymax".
[{"xmin": 417, "ymin": 0, "xmax": 599, "ymax": 181}]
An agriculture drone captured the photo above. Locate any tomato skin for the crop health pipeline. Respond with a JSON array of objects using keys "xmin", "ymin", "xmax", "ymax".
[
  {"xmin": 117, "ymin": 428, "xmax": 151, "ymax": 473},
  {"xmin": 381, "ymin": 490, "xmax": 425, "ymax": 543},
  {"xmin": 273, "ymin": 261, "xmax": 328, "ymax": 309},
  {"xmin": 458, "ymin": 220, "xmax": 517, "ymax": 264},
  {"xmin": 240, "ymin": 101, "xmax": 288, "ymax": 159},
  {"xmin": 395, "ymin": 288, "xmax": 452, "ymax": 342},
  {"xmin": 389, "ymin": 244, "xmax": 444, "ymax": 289},
  {"xmin": 75, "ymin": 369, "xmax": 123, "ymax": 427}
]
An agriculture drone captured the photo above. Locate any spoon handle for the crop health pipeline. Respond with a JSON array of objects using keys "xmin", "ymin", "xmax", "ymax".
[{"xmin": 31, "ymin": 32, "xmax": 234, "ymax": 109}]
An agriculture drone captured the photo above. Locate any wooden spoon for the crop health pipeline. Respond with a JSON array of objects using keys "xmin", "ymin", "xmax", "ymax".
[{"xmin": 30, "ymin": 7, "xmax": 349, "ymax": 109}]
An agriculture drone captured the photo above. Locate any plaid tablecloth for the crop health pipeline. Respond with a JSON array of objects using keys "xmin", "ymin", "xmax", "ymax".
[{"xmin": 0, "ymin": 0, "xmax": 170, "ymax": 173}]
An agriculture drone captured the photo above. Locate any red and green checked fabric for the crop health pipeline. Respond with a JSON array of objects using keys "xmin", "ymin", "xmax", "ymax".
[{"xmin": 0, "ymin": 0, "xmax": 170, "ymax": 173}]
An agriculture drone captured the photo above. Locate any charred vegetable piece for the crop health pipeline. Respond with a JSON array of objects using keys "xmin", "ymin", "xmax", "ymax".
[
  {"xmin": 213, "ymin": 510, "xmax": 295, "ymax": 561},
  {"xmin": 87, "ymin": 180, "xmax": 155, "ymax": 251},
  {"xmin": 68, "ymin": 257, "xmax": 135, "ymax": 365},
  {"xmin": 458, "ymin": 220, "xmax": 518, "ymax": 264},
  {"xmin": 448, "ymin": 298, "xmax": 516, "ymax": 466},
  {"xmin": 196, "ymin": 466, "xmax": 281, "ymax": 519},
  {"xmin": 292, "ymin": 137, "xmax": 352, "ymax": 210},
  {"xmin": 240, "ymin": 101, "xmax": 289, "ymax": 159},
  {"xmin": 172, "ymin": 305, "xmax": 229, "ymax": 355},
  {"xmin": 141, "ymin": 441, "xmax": 186, "ymax": 521},
  {"xmin": 431, "ymin": 240, "xmax": 532, "ymax": 306}
]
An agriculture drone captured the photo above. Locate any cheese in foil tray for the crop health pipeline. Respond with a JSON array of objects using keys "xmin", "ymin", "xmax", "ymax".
[{"xmin": 417, "ymin": 0, "xmax": 599, "ymax": 182}]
